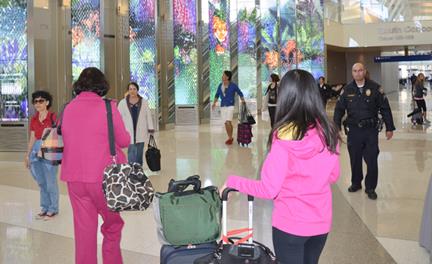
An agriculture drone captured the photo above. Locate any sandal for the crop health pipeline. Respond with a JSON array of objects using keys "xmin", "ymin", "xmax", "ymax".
[
  {"xmin": 35, "ymin": 212, "xmax": 47, "ymax": 220},
  {"xmin": 43, "ymin": 212, "xmax": 58, "ymax": 221}
]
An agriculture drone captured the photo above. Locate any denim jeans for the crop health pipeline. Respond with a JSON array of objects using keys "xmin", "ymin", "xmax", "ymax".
[
  {"xmin": 29, "ymin": 140, "xmax": 59, "ymax": 214},
  {"xmin": 127, "ymin": 142, "xmax": 145, "ymax": 166}
]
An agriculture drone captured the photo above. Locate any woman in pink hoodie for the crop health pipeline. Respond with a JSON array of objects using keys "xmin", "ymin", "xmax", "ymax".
[
  {"xmin": 61, "ymin": 67, "xmax": 130, "ymax": 264},
  {"xmin": 224, "ymin": 69, "xmax": 340, "ymax": 264}
]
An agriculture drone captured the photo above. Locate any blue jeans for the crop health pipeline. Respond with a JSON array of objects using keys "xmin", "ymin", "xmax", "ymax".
[
  {"xmin": 29, "ymin": 140, "xmax": 59, "ymax": 214},
  {"xmin": 127, "ymin": 142, "xmax": 145, "ymax": 165}
]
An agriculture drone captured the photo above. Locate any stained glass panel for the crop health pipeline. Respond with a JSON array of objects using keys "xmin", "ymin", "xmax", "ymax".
[
  {"xmin": 173, "ymin": 0, "xmax": 198, "ymax": 105},
  {"xmin": 237, "ymin": 1, "xmax": 257, "ymax": 99},
  {"xmin": 129, "ymin": 0, "xmax": 158, "ymax": 109},
  {"xmin": 296, "ymin": 0, "xmax": 325, "ymax": 78},
  {"xmin": 279, "ymin": 0, "xmax": 297, "ymax": 76},
  {"xmin": 260, "ymin": 0, "xmax": 279, "ymax": 92},
  {"xmin": 0, "ymin": 0, "xmax": 28, "ymax": 121},
  {"xmin": 208, "ymin": 0, "xmax": 230, "ymax": 100},
  {"xmin": 71, "ymin": 0, "xmax": 101, "ymax": 81}
]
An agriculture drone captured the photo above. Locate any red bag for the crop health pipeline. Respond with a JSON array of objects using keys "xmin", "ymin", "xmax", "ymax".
[{"xmin": 237, "ymin": 123, "xmax": 253, "ymax": 146}]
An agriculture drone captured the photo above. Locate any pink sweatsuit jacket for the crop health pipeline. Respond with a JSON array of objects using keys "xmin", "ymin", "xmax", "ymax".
[
  {"xmin": 227, "ymin": 127, "xmax": 340, "ymax": 236},
  {"xmin": 60, "ymin": 92, "xmax": 130, "ymax": 183}
]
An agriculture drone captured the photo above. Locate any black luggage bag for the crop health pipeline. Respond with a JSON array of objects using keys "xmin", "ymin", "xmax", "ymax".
[{"xmin": 161, "ymin": 242, "xmax": 218, "ymax": 264}]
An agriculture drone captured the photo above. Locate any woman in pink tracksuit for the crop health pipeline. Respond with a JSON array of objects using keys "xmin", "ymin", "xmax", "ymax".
[
  {"xmin": 61, "ymin": 67, "xmax": 130, "ymax": 264},
  {"xmin": 224, "ymin": 69, "xmax": 341, "ymax": 264}
]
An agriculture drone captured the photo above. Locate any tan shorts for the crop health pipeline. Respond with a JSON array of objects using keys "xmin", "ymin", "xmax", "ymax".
[{"xmin": 221, "ymin": 106, "xmax": 234, "ymax": 122}]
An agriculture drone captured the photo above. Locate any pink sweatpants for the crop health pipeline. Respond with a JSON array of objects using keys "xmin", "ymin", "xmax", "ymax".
[{"xmin": 68, "ymin": 182, "xmax": 124, "ymax": 264}]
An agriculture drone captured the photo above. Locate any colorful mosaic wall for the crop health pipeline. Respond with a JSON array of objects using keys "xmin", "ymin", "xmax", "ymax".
[
  {"xmin": 173, "ymin": 0, "xmax": 198, "ymax": 104},
  {"xmin": 129, "ymin": 0, "xmax": 158, "ymax": 108},
  {"xmin": 71, "ymin": 0, "xmax": 101, "ymax": 81},
  {"xmin": 0, "ymin": 0, "xmax": 28, "ymax": 121}
]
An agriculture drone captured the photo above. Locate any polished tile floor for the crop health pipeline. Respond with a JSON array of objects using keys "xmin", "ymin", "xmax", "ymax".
[{"xmin": 0, "ymin": 89, "xmax": 430, "ymax": 263}]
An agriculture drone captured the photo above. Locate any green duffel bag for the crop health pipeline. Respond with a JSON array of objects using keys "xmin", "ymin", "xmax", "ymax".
[{"xmin": 153, "ymin": 175, "xmax": 222, "ymax": 246}]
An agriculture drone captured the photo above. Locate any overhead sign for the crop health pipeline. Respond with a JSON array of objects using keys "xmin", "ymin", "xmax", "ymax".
[
  {"xmin": 325, "ymin": 20, "xmax": 432, "ymax": 48},
  {"xmin": 374, "ymin": 55, "xmax": 432, "ymax": 63}
]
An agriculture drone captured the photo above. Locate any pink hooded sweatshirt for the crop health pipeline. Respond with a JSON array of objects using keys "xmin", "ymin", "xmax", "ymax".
[{"xmin": 226, "ymin": 127, "xmax": 340, "ymax": 236}]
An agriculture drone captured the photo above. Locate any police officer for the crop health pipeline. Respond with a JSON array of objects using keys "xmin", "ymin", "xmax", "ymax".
[{"xmin": 334, "ymin": 63, "xmax": 395, "ymax": 200}]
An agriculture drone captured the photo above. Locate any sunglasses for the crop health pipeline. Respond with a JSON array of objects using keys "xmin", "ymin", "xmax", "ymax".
[{"xmin": 33, "ymin": 99, "xmax": 46, "ymax": 104}]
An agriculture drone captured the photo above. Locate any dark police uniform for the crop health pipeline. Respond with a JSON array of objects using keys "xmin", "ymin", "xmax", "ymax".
[{"xmin": 333, "ymin": 79, "xmax": 395, "ymax": 192}]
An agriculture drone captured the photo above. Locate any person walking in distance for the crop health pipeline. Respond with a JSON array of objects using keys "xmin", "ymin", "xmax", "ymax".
[
  {"xmin": 265, "ymin": 73, "xmax": 279, "ymax": 127},
  {"xmin": 318, "ymin": 76, "xmax": 331, "ymax": 109},
  {"xmin": 212, "ymin": 71, "xmax": 245, "ymax": 145},
  {"xmin": 118, "ymin": 82, "xmax": 155, "ymax": 165},
  {"xmin": 333, "ymin": 62, "xmax": 395, "ymax": 200},
  {"xmin": 413, "ymin": 73, "xmax": 430, "ymax": 123}
]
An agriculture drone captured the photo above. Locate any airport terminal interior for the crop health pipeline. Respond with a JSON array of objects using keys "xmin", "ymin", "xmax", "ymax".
[{"xmin": 0, "ymin": 0, "xmax": 432, "ymax": 263}]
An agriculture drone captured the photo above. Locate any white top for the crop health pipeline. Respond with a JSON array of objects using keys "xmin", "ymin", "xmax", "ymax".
[{"xmin": 118, "ymin": 97, "xmax": 154, "ymax": 144}]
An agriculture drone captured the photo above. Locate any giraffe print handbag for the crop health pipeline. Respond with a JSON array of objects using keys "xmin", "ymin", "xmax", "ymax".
[{"xmin": 102, "ymin": 99, "xmax": 154, "ymax": 212}]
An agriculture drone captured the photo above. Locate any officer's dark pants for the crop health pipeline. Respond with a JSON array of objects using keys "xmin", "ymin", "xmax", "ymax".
[{"xmin": 347, "ymin": 126, "xmax": 380, "ymax": 191}]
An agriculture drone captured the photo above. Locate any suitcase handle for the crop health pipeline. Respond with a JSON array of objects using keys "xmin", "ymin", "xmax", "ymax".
[
  {"xmin": 222, "ymin": 188, "xmax": 254, "ymax": 201},
  {"xmin": 168, "ymin": 175, "xmax": 201, "ymax": 193},
  {"xmin": 221, "ymin": 188, "xmax": 254, "ymax": 244}
]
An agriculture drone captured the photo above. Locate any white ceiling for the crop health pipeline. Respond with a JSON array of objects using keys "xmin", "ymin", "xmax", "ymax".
[{"xmin": 325, "ymin": 0, "xmax": 432, "ymax": 23}]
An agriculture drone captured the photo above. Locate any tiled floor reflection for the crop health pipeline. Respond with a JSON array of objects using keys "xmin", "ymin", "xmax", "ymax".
[{"xmin": 0, "ymin": 88, "xmax": 430, "ymax": 263}]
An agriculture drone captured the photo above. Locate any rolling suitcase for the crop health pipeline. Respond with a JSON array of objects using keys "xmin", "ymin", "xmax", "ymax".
[
  {"xmin": 237, "ymin": 123, "xmax": 253, "ymax": 147},
  {"xmin": 407, "ymin": 108, "xmax": 423, "ymax": 125},
  {"xmin": 194, "ymin": 188, "xmax": 277, "ymax": 264},
  {"xmin": 161, "ymin": 242, "xmax": 218, "ymax": 264}
]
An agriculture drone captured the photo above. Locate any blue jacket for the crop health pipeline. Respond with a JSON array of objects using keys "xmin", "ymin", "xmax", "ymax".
[{"xmin": 215, "ymin": 82, "xmax": 244, "ymax": 107}]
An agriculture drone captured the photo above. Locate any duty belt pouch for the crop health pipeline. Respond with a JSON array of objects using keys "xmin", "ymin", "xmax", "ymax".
[{"xmin": 358, "ymin": 118, "xmax": 377, "ymax": 128}]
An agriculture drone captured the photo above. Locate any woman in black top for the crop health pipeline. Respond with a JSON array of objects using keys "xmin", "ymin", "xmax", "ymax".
[
  {"xmin": 266, "ymin": 73, "xmax": 279, "ymax": 127},
  {"xmin": 413, "ymin": 73, "xmax": 430, "ymax": 123}
]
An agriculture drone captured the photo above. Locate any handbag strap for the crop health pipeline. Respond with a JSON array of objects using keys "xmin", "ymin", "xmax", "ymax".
[
  {"xmin": 57, "ymin": 102, "xmax": 69, "ymax": 135},
  {"xmin": 148, "ymin": 134, "xmax": 157, "ymax": 148},
  {"xmin": 104, "ymin": 99, "xmax": 117, "ymax": 162},
  {"xmin": 41, "ymin": 112, "xmax": 58, "ymax": 141},
  {"xmin": 49, "ymin": 112, "xmax": 56, "ymax": 127},
  {"xmin": 246, "ymin": 104, "xmax": 252, "ymax": 116}
]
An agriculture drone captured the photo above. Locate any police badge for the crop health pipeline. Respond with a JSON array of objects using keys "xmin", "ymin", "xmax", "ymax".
[{"xmin": 366, "ymin": 89, "xmax": 371, "ymax": 96}]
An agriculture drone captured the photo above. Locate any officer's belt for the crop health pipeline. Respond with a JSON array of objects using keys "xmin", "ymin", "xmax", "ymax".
[{"xmin": 345, "ymin": 118, "xmax": 378, "ymax": 129}]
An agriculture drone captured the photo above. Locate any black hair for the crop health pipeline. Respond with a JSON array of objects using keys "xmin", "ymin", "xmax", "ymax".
[
  {"xmin": 32, "ymin": 90, "xmax": 53, "ymax": 109},
  {"xmin": 318, "ymin": 76, "xmax": 325, "ymax": 81},
  {"xmin": 73, "ymin": 67, "xmax": 109, "ymax": 97},
  {"xmin": 270, "ymin": 73, "xmax": 280, "ymax": 83},
  {"xmin": 268, "ymin": 69, "xmax": 340, "ymax": 153},
  {"xmin": 127, "ymin": 82, "xmax": 140, "ymax": 91},
  {"xmin": 223, "ymin": 70, "xmax": 232, "ymax": 81}
]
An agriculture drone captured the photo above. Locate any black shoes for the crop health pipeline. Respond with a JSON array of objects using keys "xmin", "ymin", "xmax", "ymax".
[
  {"xmin": 348, "ymin": 185, "xmax": 378, "ymax": 200},
  {"xmin": 348, "ymin": 185, "xmax": 362, "ymax": 192},
  {"xmin": 365, "ymin": 189, "xmax": 378, "ymax": 200}
]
